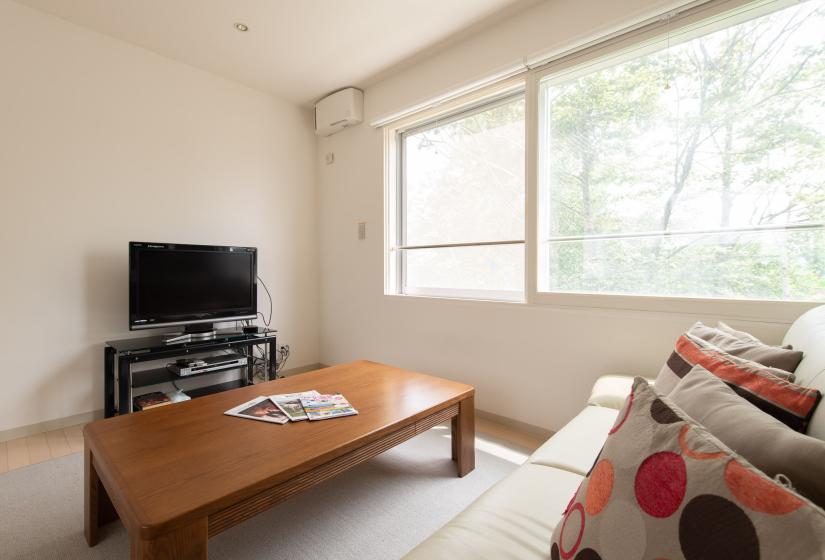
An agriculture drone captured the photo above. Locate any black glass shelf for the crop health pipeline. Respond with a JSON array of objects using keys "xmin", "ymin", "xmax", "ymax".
[
  {"xmin": 186, "ymin": 379, "xmax": 246, "ymax": 399},
  {"xmin": 106, "ymin": 329, "xmax": 277, "ymax": 357},
  {"xmin": 131, "ymin": 364, "xmax": 248, "ymax": 389},
  {"xmin": 106, "ymin": 328, "xmax": 277, "ymax": 417}
]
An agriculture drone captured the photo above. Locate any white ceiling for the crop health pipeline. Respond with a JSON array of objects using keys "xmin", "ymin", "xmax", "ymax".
[{"xmin": 13, "ymin": 0, "xmax": 539, "ymax": 105}]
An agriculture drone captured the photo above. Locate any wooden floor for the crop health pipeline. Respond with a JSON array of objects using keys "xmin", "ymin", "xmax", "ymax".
[
  {"xmin": 0, "ymin": 425, "xmax": 85, "ymax": 473},
  {"xmin": 0, "ymin": 417, "xmax": 545, "ymax": 475}
]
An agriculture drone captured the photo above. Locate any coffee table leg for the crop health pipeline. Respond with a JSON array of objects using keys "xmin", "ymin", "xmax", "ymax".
[
  {"xmin": 131, "ymin": 518, "xmax": 208, "ymax": 560},
  {"xmin": 85, "ymin": 443, "xmax": 119, "ymax": 546},
  {"xmin": 452, "ymin": 395, "xmax": 475, "ymax": 477}
]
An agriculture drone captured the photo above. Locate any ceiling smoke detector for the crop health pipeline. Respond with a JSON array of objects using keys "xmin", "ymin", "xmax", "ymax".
[{"xmin": 234, "ymin": 22, "xmax": 249, "ymax": 32}]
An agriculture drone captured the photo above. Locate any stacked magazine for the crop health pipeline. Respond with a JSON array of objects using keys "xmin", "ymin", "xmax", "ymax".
[{"xmin": 224, "ymin": 390, "xmax": 358, "ymax": 424}]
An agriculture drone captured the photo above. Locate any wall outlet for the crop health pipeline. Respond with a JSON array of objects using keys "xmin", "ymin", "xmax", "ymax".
[
  {"xmin": 358, "ymin": 221, "xmax": 366, "ymax": 240},
  {"xmin": 325, "ymin": 152, "xmax": 335, "ymax": 165}
]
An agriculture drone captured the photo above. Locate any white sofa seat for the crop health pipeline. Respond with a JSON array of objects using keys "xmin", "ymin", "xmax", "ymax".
[
  {"xmin": 403, "ymin": 465, "xmax": 583, "ymax": 560},
  {"xmin": 405, "ymin": 389, "xmax": 625, "ymax": 559},
  {"xmin": 527, "ymin": 406, "xmax": 617, "ymax": 475}
]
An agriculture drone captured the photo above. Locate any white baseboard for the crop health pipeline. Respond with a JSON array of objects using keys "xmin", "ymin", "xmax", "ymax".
[
  {"xmin": 0, "ymin": 363, "xmax": 328, "ymax": 443},
  {"xmin": 4, "ymin": 366, "xmax": 547, "ymax": 447},
  {"xmin": 476, "ymin": 409, "xmax": 554, "ymax": 441},
  {"xmin": 0, "ymin": 409, "xmax": 104, "ymax": 443}
]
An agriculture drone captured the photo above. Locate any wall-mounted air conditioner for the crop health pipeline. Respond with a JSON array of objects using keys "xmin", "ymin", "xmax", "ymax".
[{"xmin": 314, "ymin": 88, "xmax": 364, "ymax": 137}]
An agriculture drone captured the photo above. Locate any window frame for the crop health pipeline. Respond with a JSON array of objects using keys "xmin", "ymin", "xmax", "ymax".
[
  {"xmin": 526, "ymin": 0, "xmax": 824, "ymax": 321},
  {"xmin": 383, "ymin": 0, "xmax": 823, "ymax": 322},
  {"xmin": 386, "ymin": 82, "xmax": 528, "ymax": 303}
]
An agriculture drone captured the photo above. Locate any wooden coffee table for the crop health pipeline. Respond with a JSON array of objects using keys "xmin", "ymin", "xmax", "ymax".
[{"xmin": 84, "ymin": 360, "xmax": 475, "ymax": 559}]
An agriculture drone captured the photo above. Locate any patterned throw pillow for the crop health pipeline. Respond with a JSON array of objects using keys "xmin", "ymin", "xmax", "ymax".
[
  {"xmin": 549, "ymin": 378, "xmax": 825, "ymax": 560},
  {"xmin": 655, "ymin": 332, "xmax": 821, "ymax": 432}
]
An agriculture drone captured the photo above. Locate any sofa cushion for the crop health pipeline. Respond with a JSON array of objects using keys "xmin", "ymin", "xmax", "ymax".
[
  {"xmin": 670, "ymin": 365, "xmax": 825, "ymax": 507},
  {"xmin": 587, "ymin": 375, "xmax": 651, "ymax": 409},
  {"xmin": 782, "ymin": 305, "xmax": 825, "ymax": 441},
  {"xmin": 550, "ymin": 378, "xmax": 825, "ymax": 560},
  {"xmin": 404, "ymin": 464, "xmax": 583, "ymax": 560},
  {"xmin": 529, "ymin": 406, "xmax": 618, "ymax": 475},
  {"xmin": 655, "ymin": 332, "xmax": 821, "ymax": 431}
]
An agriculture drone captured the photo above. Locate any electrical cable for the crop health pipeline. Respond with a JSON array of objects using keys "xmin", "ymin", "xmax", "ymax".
[
  {"xmin": 276, "ymin": 345, "xmax": 290, "ymax": 374},
  {"xmin": 257, "ymin": 275, "xmax": 273, "ymax": 327}
]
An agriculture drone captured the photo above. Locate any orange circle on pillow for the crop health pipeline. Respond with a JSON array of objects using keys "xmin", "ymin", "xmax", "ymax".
[
  {"xmin": 585, "ymin": 459, "xmax": 614, "ymax": 515},
  {"xmin": 724, "ymin": 459, "xmax": 803, "ymax": 515}
]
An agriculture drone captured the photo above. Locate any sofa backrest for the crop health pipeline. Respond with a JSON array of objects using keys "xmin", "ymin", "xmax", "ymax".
[{"xmin": 783, "ymin": 305, "xmax": 825, "ymax": 440}]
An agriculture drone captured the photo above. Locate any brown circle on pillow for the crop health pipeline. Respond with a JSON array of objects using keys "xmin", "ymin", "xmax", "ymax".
[
  {"xmin": 679, "ymin": 494, "xmax": 758, "ymax": 560},
  {"xmin": 650, "ymin": 398, "xmax": 681, "ymax": 424},
  {"xmin": 574, "ymin": 549, "xmax": 602, "ymax": 560}
]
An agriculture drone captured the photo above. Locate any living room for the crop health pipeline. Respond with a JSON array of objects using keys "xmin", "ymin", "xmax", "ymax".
[{"xmin": 1, "ymin": 0, "xmax": 824, "ymax": 558}]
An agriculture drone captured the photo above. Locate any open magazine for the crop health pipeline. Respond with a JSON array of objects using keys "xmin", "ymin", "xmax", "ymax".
[
  {"xmin": 224, "ymin": 396, "xmax": 289, "ymax": 424},
  {"xmin": 299, "ymin": 394, "xmax": 358, "ymax": 421},
  {"xmin": 270, "ymin": 390, "xmax": 320, "ymax": 422}
]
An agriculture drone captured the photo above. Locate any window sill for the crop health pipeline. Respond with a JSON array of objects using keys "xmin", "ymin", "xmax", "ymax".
[
  {"xmin": 384, "ymin": 292, "xmax": 526, "ymax": 307},
  {"xmin": 530, "ymin": 291, "xmax": 821, "ymax": 324},
  {"xmin": 383, "ymin": 290, "xmax": 821, "ymax": 324}
]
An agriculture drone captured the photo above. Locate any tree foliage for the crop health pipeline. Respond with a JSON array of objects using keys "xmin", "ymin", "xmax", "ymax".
[{"xmin": 542, "ymin": 1, "xmax": 825, "ymax": 300}]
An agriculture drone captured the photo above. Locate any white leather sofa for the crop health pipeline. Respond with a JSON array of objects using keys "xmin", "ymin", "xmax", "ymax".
[{"xmin": 405, "ymin": 306, "xmax": 825, "ymax": 559}]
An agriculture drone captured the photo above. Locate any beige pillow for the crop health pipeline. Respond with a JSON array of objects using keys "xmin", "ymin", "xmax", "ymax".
[
  {"xmin": 670, "ymin": 365, "xmax": 825, "ymax": 507},
  {"xmin": 718, "ymin": 321, "xmax": 795, "ymax": 350},
  {"xmin": 690, "ymin": 322, "xmax": 803, "ymax": 374},
  {"xmin": 717, "ymin": 321, "xmax": 766, "ymax": 344}
]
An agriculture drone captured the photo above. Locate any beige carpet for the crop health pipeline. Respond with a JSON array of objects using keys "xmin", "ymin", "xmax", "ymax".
[{"xmin": 0, "ymin": 425, "xmax": 520, "ymax": 559}]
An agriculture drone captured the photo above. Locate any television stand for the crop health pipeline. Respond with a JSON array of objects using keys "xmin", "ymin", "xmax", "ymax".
[{"xmin": 103, "ymin": 328, "xmax": 278, "ymax": 417}]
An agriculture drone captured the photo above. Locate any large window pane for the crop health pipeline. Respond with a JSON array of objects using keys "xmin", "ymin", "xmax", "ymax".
[
  {"xmin": 538, "ymin": 0, "xmax": 825, "ymax": 301},
  {"xmin": 404, "ymin": 95, "xmax": 525, "ymax": 246}
]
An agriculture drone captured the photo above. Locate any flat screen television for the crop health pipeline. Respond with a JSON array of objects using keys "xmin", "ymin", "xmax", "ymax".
[{"xmin": 129, "ymin": 242, "xmax": 257, "ymax": 332}]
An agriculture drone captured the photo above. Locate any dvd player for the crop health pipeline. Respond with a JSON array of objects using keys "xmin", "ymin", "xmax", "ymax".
[{"xmin": 167, "ymin": 353, "xmax": 248, "ymax": 377}]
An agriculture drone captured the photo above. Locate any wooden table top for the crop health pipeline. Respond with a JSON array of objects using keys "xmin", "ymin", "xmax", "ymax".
[{"xmin": 84, "ymin": 360, "xmax": 474, "ymax": 537}]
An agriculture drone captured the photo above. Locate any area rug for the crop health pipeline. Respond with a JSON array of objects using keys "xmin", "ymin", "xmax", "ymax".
[{"xmin": 0, "ymin": 425, "xmax": 521, "ymax": 559}]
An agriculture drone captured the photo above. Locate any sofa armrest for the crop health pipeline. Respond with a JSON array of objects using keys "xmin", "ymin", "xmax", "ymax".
[{"xmin": 587, "ymin": 375, "xmax": 655, "ymax": 409}]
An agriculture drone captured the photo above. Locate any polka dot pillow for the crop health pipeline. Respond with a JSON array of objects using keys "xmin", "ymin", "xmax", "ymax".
[{"xmin": 549, "ymin": 378, "xmax": 825, "ymax": 560}]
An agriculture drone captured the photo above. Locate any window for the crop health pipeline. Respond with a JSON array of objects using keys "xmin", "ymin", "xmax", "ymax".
[
  {"xmin": 385, "ymin": 0, "xmax": 825, "ymax": 311},
  {"xmin": 390, "ymin": 91, "xmax": 526, "ymax": 301},
  {"xmin": 537, "ymin": 0, "xmax": 825, "ymax": 301}
]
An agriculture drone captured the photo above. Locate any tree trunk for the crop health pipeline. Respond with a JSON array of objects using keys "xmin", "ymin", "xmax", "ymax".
[{"xmin": 720, "ymin": 121, "xmax": 734, "ymax": 228}]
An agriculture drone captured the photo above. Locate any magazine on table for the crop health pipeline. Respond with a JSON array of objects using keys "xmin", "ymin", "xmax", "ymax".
[
  {"xmin": 269, "ymin": 390, "xmax": 320, "ymax": 422},
  {"xmin": 224, "ymin": 396, "xmax": 289, "ymax": 424},
  {"xmin": 299, "ymin": 393, "xmax": 358, "ymax": 421}
]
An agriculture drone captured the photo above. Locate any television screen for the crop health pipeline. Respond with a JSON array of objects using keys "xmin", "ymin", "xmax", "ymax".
[{"xmin": 129, "ymin": 242, "xmax": 257, "ymax": 330}]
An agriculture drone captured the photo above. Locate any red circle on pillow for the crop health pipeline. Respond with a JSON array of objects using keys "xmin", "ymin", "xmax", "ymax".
[
  {"xmin": 634, "ymin": 451, "xmax": 687, "ymax": 518},
  {"xmin": 609, "ymin": 391, "xmax": 634, "ymax": 435},
  {"xmin": 558, "ymin": 502, "xmax": 585, "ymax": 560}
]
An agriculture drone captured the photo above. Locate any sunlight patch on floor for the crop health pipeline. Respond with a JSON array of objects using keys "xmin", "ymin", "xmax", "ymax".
[{"xmin": 436, "ymin": 432, "xmax": 529, "ymax": 465}]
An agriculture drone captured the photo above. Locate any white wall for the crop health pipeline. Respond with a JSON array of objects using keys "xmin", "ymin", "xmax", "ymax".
[
  {"xmin": 318, "ymin": 0, "xmax": 801, "ymax": 432},
  {"xmin": 0, "ymin": 0, "xmax": 319, "ymax": 433}
]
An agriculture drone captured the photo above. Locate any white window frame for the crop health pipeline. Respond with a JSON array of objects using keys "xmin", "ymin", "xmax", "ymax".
[
  {"xmin": 384, "ymin": 78, "xmax": 528, "ymax": 303},
  {"xmin": 384, "ymin": 0, "xmax": 823, "ymax": 323}
]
